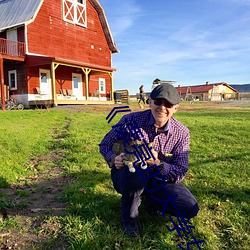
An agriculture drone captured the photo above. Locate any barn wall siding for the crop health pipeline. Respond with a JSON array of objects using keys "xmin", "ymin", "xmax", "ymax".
[
  {"xmin": 26, "ymin": 63, "xmax": 111, "ymax": 97},
  {"xmin": 27, "ymin": 65, "xmax": 45, "ymax": 94},
  {"xmin": 88, "ymin": 74, "xmax": 111, "ymax": 97},
  {"xmin": 26, "ymin": 0, "xmax": 111, "ymax": 67},
  {"xmin": 55, "ymin": 66, "xmax": 87, "ymax": 96},
  {"xmin": 4, "ymin": 62, "xmax": 27, "ymax": 95},
  {"xmin": 55, "ymin": 66, "xmax": 74, "ymax": 94}
]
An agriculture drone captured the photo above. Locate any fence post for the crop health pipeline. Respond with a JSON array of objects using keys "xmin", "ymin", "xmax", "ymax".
[{"xmin": 0, "ymin": 58, "xmax": 6, "ymax": 111}]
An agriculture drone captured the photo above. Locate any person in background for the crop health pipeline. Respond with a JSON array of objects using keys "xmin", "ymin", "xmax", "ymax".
[
  {"xmin": 99, "ymin": 84, "xmax": 199, "ymax": 237},
  {"xmin": 151, "ymin": 78, "xmax": 161, "ymax": 90},
  {"xmin": 138, "ymin": 85, "xmax": 145, "ymax": 105}
]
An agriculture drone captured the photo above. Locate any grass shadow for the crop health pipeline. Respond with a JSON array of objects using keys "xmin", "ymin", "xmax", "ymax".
[{"xmin": 61, "ymin": 168, "xmax": 207, "ymax": 249}]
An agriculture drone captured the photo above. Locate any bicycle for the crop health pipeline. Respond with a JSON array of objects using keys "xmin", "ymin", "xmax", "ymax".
[{"xmin": 5, "ymin": 98, "xmax": 24, "ymax": 110}]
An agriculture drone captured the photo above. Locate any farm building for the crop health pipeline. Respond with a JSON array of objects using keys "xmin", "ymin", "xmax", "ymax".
[
  {"xmin": 0, "ymin": 0, "xmax": 118, "ymax": 109},
  {"xmin": 177, "ymin": 82, "xmax": 238, "ymax": 101}
]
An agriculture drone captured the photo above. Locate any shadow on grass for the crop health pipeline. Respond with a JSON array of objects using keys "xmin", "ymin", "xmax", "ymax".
[
  {"xmin": 190, "ymin": 151, "xmax": 249, "ymax": 166},
  {"xmin": 0, "ymin": 177, "xmax": 9, "ymax": 189},
  {"xmin": 0, "ymin": 171, "xmax": 77, "ymax": 249},
  {"xmin": 186, "ymin": 181, "xmax": 250, "ymax": 249},
  {"xmin": 180, "ymin": 109, "xmax": 250, "ymax": 118},
  {"xmin": 188, "ymin": 150, "xmax": 250, "ymax": 205},
  {"xmin": 188, "ymin": 180, "xmax": 250, "ymax": 208},
  {"xmin": 62, "ymin": 168, "xmax": 208, "ymax": 249},
  {"xmin": 0, "ymin": 167, "xmax": 209, "ymax": 249}
]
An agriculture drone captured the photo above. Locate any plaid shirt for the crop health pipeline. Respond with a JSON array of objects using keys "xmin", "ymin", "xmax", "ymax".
[{"xmin": 99, "ymin": 109, "xmax": 190, "ymax": 183}]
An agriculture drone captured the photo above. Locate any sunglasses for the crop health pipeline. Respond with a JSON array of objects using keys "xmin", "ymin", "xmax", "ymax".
[{"xmin": 153, "ymin": 99, "xmax": 173, "ymax": 108}]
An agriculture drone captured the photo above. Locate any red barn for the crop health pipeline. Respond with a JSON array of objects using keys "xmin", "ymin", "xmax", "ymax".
[{"xmin": 0, "ymin": 0, "xmax": 118, "ymax": 109}]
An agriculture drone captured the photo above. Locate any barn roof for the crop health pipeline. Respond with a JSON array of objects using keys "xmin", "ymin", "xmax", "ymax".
[
  {"xmin": 0, "ymin": 0, "xmax": 118, "ymax": 53},
  {"xmin": 177, "ymin": 82, "xmax": 237, "ymax": 94},
  {"xmin": 0, "ymin": 0, "xmax": 42, "ymax": 31}
]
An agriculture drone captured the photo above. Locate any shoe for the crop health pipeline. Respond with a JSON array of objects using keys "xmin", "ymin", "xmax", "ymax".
[
  {"xmin": 142, "ymin": 196, "xmax": 158, "ymax": 215},
  {"xmin": 123, "ymin": 222, "xmax": 140, "ymax": 237}
]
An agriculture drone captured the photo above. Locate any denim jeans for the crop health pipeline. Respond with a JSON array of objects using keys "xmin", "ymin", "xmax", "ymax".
[{"xmin": 111, "ymin": 166, "xmax": 199, "ymax": 225}]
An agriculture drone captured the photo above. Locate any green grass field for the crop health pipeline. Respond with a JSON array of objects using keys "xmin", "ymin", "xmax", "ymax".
[{"xmin": 0, "ymin": 103, "xmax": 249, "ymax": 249}]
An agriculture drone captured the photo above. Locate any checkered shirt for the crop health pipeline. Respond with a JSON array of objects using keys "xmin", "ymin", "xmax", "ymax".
[{"xmin": 99, "ymin": 109, "xmax": 190, "ymax": 183}]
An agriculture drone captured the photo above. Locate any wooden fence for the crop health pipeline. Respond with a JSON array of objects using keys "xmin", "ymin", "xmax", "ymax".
[{"xmin": 114, "ymin": 89, "xmax": 129, "ymax": 104}]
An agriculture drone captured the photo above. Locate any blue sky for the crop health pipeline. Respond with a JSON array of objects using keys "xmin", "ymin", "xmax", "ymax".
[{"xmin": 99, "ymin": 0, "xmax": 250, "ymax": 94}]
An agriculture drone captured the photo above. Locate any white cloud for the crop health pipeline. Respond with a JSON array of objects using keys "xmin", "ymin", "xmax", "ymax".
[
  {"xmin": 100, "ymin": 0, "xmax": 250, "ymax": 93},
  {"xmin": 101, "ymin": 0, "xmax": 141, "ymax": 37}
]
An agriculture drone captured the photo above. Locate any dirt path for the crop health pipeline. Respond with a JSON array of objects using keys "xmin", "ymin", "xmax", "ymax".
[
  {"xmin": 0, "ymin": 118, "xmax": 74, "ymax": 249},
  {"xmin": 53, "ymin": 100, "xmax": 250, "ymax": 114}
]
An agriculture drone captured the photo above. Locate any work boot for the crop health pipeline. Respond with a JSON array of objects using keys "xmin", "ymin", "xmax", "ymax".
[{"xmin": 123, "ymin": 222, "xmax": 140, "ymax": 237}]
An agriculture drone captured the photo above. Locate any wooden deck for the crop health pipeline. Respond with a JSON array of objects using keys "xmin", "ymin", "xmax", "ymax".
[
  {"xmin": 29, "ymin": 99, "xmax": 114, "ymax": 107},
  {"xmin": 0, "ymin": 38, "xmax": 25, "ymax": 58}
]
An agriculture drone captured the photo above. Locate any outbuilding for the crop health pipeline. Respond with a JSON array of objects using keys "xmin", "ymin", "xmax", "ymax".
[{"xmin": 177, "ymin": 82, "xmax": 238, "ymax": 101}]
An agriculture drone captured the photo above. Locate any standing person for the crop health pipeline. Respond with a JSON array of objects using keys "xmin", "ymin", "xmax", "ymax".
[
  {"xmin": 99, "ymin": 84, "xmax": 199, "ymax": 237},
  {"xmin": 151, "ymin": 78, "xmax": 161, "ymax": 90},
  {"xmin": 138, "ymin": 84, "xmax": 145, "ymax": 105}
]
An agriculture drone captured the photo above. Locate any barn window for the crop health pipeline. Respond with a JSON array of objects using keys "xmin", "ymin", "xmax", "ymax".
[
  {"xmin": 40, "ymin": 73, "xmax": 47, "ymax": 83},
  {"xmin": 63, "ymin": 0, "xmax": 87, "ymax": 27},
  {"xmin": 99, "ymin": 78, "xmax": 106, "ymax": 94},
  {"xmin": 8, "ymin": 70, "xmax": 17, "ymax": 90}
]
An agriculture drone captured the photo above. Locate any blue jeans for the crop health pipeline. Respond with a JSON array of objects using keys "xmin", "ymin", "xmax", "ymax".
[
  {"xmin": 111, "ymin": 166, "xmax": 199, "ymax": 225},
  {"xmin": 138, "ymin": 94, "xmax": 145, "ymax": 104}
]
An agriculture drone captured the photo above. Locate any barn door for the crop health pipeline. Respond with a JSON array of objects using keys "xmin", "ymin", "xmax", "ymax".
[
  {"xmin": 72, "ymin": 73, "xmax": 82, "ymax": 98},
  {"xmin": 39, "ymin": 69, "xmax": 52, "ymax": 99},
  {"xmin": 6, "ymin": 29, "xmax": 18, "ymax": 55}
]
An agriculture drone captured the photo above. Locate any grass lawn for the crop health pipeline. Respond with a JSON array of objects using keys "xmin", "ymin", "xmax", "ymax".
[{"xmin": 0, "ymin": 102, "xmax": 249, "ymax": 249}]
